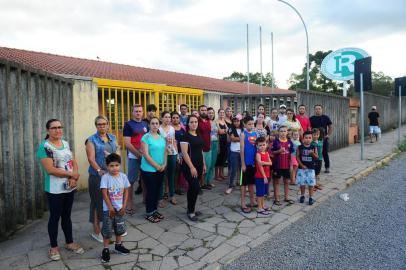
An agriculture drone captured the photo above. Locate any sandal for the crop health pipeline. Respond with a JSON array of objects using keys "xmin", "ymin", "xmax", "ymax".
[
  {"xmin": 153, "ymin": 211, "xmax": 164, "ymax": 220},
  {"xmin": 145, "ymin": 215, "xmax": 160, "ymax": 223},
  {"xmin": 241, "ymin": 206, "xmax": 252, "ymax": 213},
  {"xmin": 65, "ymin": 243, "xmax": 84, "ymax": 254},
  {"xmin": 314, "ymin": 185, "xmax": 323, "ymax": 190},
  {"xmin": 158, "ymin": 201, "xmax": 167, "ymax": 208},
  {"xmin": 273, "ymin": 200, "xmax": 282, "ymax": 206},
  {"xmin": 126, "ymin": 208, "xmax": 135, "ymax": 215},
  {"xmin": 169, "ymin": 198, "xmax": 177, "ymax": 205},
  {"xmin": 48, "ymin": 249, "xmax": 61, "ymax": 261},
  {"xmin": 257, "ymin": 210, "xmax": 270, "ymax": 216},
  {"xmin": 284, "ymin": 199, "xmax": 295, "ymax": 204}
]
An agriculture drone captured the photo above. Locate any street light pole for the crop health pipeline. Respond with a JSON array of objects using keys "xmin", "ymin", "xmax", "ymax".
[{"xmin": 277, "ymin": 0, "xmax": 310, "ymax": 90}]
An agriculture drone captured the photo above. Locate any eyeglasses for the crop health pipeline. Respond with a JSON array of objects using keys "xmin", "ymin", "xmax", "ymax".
[{"xmin": 49, "ymin": 126, "xmax": 63, "ymax": 130}]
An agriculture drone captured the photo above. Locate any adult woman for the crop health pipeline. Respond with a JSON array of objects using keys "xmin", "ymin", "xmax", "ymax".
[
  {"xmin": 180, "ymin": 115, "xmax": 206, "ymax": 222},
  {"xmin": 215, "ymin": 109, "xmax": 228, "ymax": 180},
  {"xmin": 206, "ymin": 107, "xmax": 218, "ymax": 187},
  {"xmin": 141, "ymin": 117, "xmax": 167, "ymax": 223},
  {"xmin": 85, "ymin": 116, "xmax": 118, "ymax": 243},
  {"xmin": 286, "ymin": 108, "xmax": 303, "ymax": 136},
  {"xmin": 171, "ymin": 111, "xmax": 187, "ymax": 195},
  {"xmin": 255, "ymin": 113, "xmax": 270, "ymax": 141},
  {"xmin": 225, "ymin": 107, "xmax": 233, "ymax": 129},
  {"xmin": 37, "ymin": 119, "xmax": 84, "ymax": 261},
  {"xmin": 159, "ymin": 111, "xmax": 178, "ymax": 206}
]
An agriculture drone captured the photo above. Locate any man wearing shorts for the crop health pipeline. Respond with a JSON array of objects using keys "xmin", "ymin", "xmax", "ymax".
[{"xmin": 368, "ymin": 106, "xmax": 380, "ymax": 143}]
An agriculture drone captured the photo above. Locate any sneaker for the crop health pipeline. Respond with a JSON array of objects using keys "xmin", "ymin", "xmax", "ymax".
[
  {"xmin": 101, "ymin": 248, "xmax": 110, "ymax": 263},
  {"xmin": 135, "ymin": 184, "xmax": 143, "ymax": 194},
  {"xmin": 115, "ymin": 243, "xmax": 130, "ymax": 255},
  {"xmin": 324, "ymin": 168, "xmax": 330, "ymax": 173},
  {"xmin": 309, "ymin": 197, "xmax": 315, "ymax": 205},
  {"xmin": 121, "ymin": 231, "xmax": 127, "ymax": 237},
  {"xmin": 201, "ymin": 185, "xmax": 211, "ymax": 190},
  {"xmin": 299, "ymin": 196, "xmax": 305, "ymax": 203},
  {"xmin": 90, "ymin": 232, "xmax": 103, "ymax": 243},
  {"xmin": 225, "ymin": 188, "xmax": 233, "ymax": 194}
]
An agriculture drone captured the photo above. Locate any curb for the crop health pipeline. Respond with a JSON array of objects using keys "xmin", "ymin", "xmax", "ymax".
[{"xmin": 345, "ymin": 152, "xmax": 399, "ymax": 187}]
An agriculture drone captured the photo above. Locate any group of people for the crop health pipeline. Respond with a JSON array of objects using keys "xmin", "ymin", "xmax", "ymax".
[{"xmin": 36, "ymin": 102, "xmax": 334, "ymax": 263}]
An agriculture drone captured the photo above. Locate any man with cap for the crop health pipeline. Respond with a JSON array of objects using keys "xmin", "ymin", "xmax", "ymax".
[
  {"xmin": 278, "ymin": 104, "xmax": 288, "ymax": 126},
  {"xmin": 368, "ymin": 106, "xmax": 380, "ymax": 143}
]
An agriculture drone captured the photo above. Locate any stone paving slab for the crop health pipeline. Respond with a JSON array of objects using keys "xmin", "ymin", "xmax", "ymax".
[{"xmin": 0, "ymin": 126, "xmax": 404, "ymax": 270}]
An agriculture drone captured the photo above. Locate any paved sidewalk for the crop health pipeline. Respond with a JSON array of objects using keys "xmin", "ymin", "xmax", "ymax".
[{"xmin": 1, "ymin": 127, "xmax": 405, "ymax": 270}]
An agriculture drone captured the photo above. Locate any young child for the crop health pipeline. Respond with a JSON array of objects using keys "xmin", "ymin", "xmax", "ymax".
[
  {"xmin": 255, "ymin": 137, "xmax": 272, "ymax": 216},
  {"xmin": 100, "ymin": 153, "xmax": 130, "ymax": 263},
  {"xmin": 311, "ymin": 128, "xmax": 323, "ymax": 190},
  {"xmin": 296, "ymin": 131, "xmax": 318, "ymax": 205},
  {"xmin": 225, "ymin": 117, "xmax": 243, "ymax": 194},
  {"xmin": 272, "ymin": 125, "xmax": 294, "ymax": 205},
  {"xmin": 240, "ymin": 116, "xmax": 257, "ymax": 213},
  {"xmin": 267, "ymin": 130, "xmax": 278, "ymax": 199},
  {"xmin": 290, "ymin": 130, "xmax": 301, "ymax": 185}
]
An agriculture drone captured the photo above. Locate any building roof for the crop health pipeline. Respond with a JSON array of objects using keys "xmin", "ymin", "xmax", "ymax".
[{"xmin": 0, "ymin": 46, "xmax": 295, "ymax": 95}]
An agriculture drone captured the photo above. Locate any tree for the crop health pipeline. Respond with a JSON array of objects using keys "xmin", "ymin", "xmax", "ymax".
[
  {"xmin": 288, "ymin": 50, "xmax": 341, "ymax": 94},
  {"xmin": 223, "ymin": 71, "xmax": 277, "ymax": 88},
  {"xmin": 347, "ymin": 72, "xmax": 394, "ymax": 96}
]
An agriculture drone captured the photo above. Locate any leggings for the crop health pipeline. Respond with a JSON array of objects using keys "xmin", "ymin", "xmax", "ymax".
[
  {"xmin": 142, "ymin": 170, "xmax": 164, "ymax": 215},
  {"xmin": 46, "ymin": 192, "xmax": 75, "ymax": 248},
  {"xmin": 182, "ymin": 167, "xmax": 202, "ymax": 214},
  {"xmin": 160, "ymin": 155, "xmax": 177, "ymax": 198}
]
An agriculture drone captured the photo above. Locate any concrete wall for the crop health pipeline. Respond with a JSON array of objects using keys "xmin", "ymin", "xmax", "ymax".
[{"xmin": 71, "ymin": 78, "xmax": 99, "ymax": 189}]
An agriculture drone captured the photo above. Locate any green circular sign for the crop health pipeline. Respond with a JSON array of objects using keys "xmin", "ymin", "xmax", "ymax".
[{"xmin": 321, "ymin": 47, "xmax": 369, "ymax": 81}]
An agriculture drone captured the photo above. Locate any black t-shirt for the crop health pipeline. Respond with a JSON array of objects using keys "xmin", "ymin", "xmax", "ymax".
[
  {"xmin": 368, "ymin": 111, "xmax": 379, "ymax": 126},
  {"xmin": 310, "ymin": 115, "xmax": 332, "ymax": 137},
  {"xmin": 180, "ymin": 132, "xmax": 204, "ymax": 173},
  {"xmin": 298, "ymin": 144, "xmax": 316, "ymax": 169}
]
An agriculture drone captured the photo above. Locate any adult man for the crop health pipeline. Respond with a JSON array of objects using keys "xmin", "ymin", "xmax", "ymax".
[
  {"xmin": 295, "ymin": 104, "xmax": 311, "ymax": 132},
  {"xmin": 310, "ymin": 104, "xmax": 333, "ymax": 173},
  {"xmin": 197, "ymin": 105, "xmax": 212, "ymax": 189},
  {"xmin": 180, "ymin": 104, "xmax": 189, "ymax": 126},
  {"xmin": 368, "ymin": 106, "xmax": 380, "ymax": 143},
  {"xmin": 253, "ymin": 104, "xmax": 271, "ymax": 125},
  {"xmin": 278, "ymin": 104, "xmax": 288, "ymax": 125},
  {"xmin": 143, "ymin": 104, "xmax": 157, "ymax": 124},
  {"xmin": 123, "ymin": 104, "xmax": 148, "ymax": 212}
]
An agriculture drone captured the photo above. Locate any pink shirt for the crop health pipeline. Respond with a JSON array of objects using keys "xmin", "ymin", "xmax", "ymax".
[{"xmin": 296, "ymin": 114, "xmax": 311, "ymax": 132}]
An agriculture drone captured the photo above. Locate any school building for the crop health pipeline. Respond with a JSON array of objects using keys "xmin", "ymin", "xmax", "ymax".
[{"xmin": 0, "ymin": 46, "xmax": 295, "ymax": 189}]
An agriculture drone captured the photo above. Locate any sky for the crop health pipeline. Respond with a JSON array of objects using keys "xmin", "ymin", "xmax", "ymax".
[{"xmin": 0, "ymin": 0, "xmax": 405, "ymax": 88}]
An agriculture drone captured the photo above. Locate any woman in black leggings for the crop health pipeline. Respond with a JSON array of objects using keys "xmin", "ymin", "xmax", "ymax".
[{"xmin": 180, "ymin": 115, "xmax": 206, "ymax": 222}]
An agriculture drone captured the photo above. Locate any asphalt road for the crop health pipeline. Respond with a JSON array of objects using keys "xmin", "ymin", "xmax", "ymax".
[{"xmin": 226, "ymin": 153, "xmax": 406, "ymax": 270}]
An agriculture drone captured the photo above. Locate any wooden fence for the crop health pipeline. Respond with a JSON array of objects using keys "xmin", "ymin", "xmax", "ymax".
[
  {"xmin": 0, "ymin": 59, "xmax": 74, "ymax": 240},
  {"xmin": 296, "ymin": 89, "xmax": 350, "ymax": 150},
  {"xmin": 361, "ymin": 92, "xmax": 406, "ymax": 136}
]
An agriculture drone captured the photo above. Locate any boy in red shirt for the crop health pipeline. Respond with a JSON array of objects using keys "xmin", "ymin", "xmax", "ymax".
[{"xmin": 255, "ymin": 137, "xmax": 272, "ymax": 216}]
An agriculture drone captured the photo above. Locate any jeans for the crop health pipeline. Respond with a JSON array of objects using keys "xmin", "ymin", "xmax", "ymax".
[
  {"xmin": 203, "ymin": 150, "xmax": 212, "ymax": 184},
  {"xmin": 323, "ymin": 138, "xmax": 330, "ymax": 169},
  {"xmin": 206, "ymin": 140, "xmax": 218, "ymax": 184},
  {"xmin": 228, "ymin": 151, "xmax": 241, "ymax": 188},
  {"xmin": 160, "ymin": 155, "xmax": 177, "ymax": 198},
  {"xmin": 46, "ymin": 191, "xmax": 75, "ymax": 248},
  {"xmin": 142, "ymin": 170, "xmax": 164, "ymax": 215}
]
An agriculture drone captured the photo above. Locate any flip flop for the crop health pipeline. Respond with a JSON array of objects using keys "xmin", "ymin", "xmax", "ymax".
[
  {"xmin": 126, "ymin": 208, "xmax": 135, "ymax": 215},
  {"xmin": 241, "ymin": 207, "xmax": 252, "ymax": 213},
  {"xmin": 145, "ymin": 215, "xmax": 160, "ymax": 223},
  {"xmin": 284, "ymin": 199, "xmax": 295, "ymax": 204},
  {"xmin": 257, "ymin": 210, "xmax": 270, "ymax": 216}
]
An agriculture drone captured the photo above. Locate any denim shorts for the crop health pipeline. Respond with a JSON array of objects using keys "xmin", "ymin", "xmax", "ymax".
[
  {"xmin": 101, "ymin": 211, "xmax": 126, "ymax": 239},
  {"xmin": 127, "ymin": 158, "xmax": 141, "ymax": 184}
]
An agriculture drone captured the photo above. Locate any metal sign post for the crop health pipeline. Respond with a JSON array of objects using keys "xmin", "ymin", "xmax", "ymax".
[{"xmin": 360, "ymin": 73, "xmax": 364, "ymax": 160}]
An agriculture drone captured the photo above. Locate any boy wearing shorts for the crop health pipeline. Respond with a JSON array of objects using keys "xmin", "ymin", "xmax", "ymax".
[
  {"xmin": 272, "ymin": 125, "xmax": 294, "ymax": 205},
  {"xmin": 255, "ymin": 137, "xmax": 272, "ymax": 216},
  {"xmin": 240, "ymin": 116, "xmax": 257, "ymax": 213},
  {"xmin": 297, "ymin": 131, "xmax": 318, "ymax": 205},
  {"xmin": 100, "ymin": 153, "xmax": 130, "ymax": 263}
]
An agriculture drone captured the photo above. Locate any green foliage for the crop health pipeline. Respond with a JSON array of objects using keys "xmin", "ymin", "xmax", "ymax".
[{"xmin": 223, "ymin": 71, "xmax": 277, "ymax": 88}]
